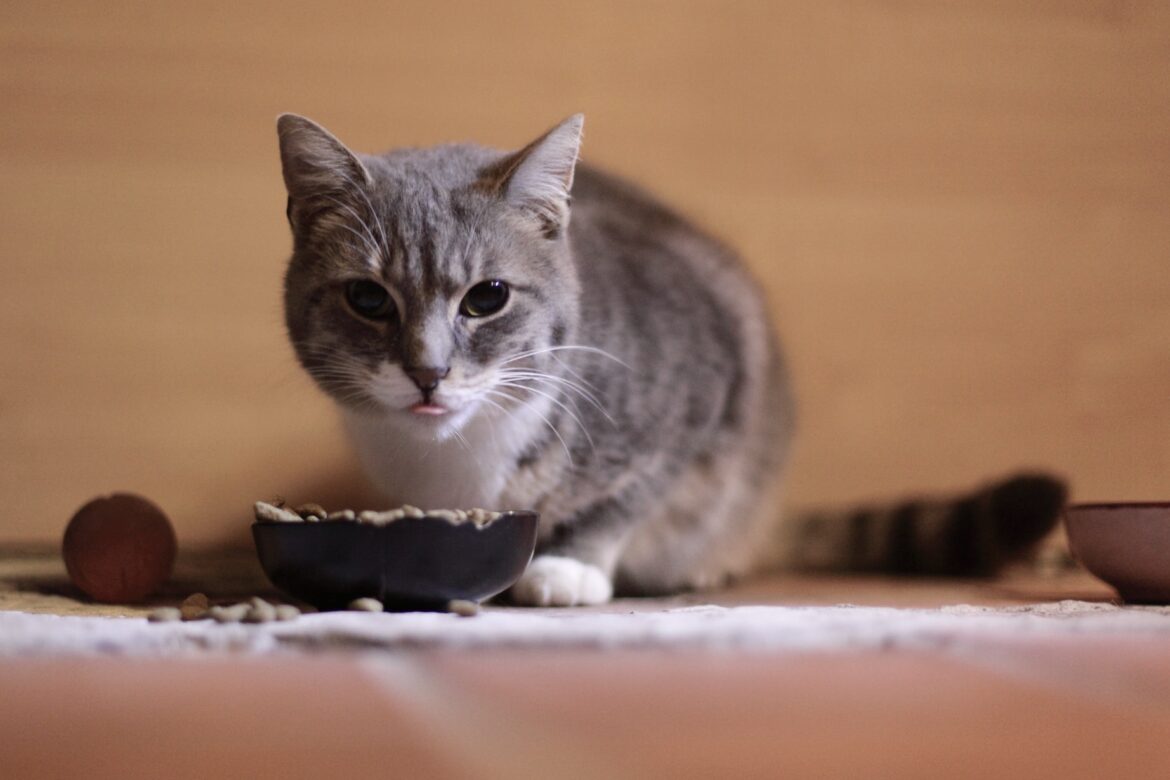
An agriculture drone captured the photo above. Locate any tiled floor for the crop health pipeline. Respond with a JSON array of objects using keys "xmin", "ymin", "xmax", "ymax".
[
  {"xmin": 0, "ymin": 657, "xmax": 460, "ymax": 779},
  {"xmin": 3, "ymin": 558, "xmax": 1170, "ymax": 779},
  {"xmin": 418, "ymin": 648, "xmax": 1170, "ymax": 778},
  {"xmin": 4, "ymin": 641, "xmax": 1170, "ymax": 779}
]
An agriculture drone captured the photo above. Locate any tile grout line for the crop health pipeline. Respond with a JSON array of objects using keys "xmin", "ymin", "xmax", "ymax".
[{"xmin": 357, "ymin": 653, "xmax": 635, "ymax": 780}]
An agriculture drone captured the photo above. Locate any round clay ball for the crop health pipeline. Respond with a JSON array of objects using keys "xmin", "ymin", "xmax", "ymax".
[{"xmin": 62, "ymin": 493, "xmax": 177, "ymax": 603}]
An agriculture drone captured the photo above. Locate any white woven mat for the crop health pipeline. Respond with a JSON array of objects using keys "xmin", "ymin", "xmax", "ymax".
[{"xmin": 4, "ymin": 600, "xmax": 1170, "ymax": 657}]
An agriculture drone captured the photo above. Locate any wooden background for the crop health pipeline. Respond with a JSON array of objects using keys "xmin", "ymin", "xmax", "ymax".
[{"xmin": 2, "ymin": 1, "xmax": 1168, "ymax": 546}]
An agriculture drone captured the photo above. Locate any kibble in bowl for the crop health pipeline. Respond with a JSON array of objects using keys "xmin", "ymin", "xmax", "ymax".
[{"xmin": 252, "ymin": 501, "xmax": 538, "ymax": 611}]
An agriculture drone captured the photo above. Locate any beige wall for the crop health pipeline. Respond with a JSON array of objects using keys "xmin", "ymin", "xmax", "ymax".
[{"xmin": 3, "ymin": 1, "xmax": 1169, "ymax": 546}]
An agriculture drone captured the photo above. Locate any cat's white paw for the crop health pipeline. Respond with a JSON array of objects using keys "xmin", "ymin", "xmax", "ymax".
[{"xmin": 510, "ymin": 555, "xmax": 613, "ymax": 607}]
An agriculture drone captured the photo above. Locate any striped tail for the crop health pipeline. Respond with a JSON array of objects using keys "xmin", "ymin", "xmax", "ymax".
[{"xmin": 786, "ymin": 472, "xmax": 1068, "ymax": 576}]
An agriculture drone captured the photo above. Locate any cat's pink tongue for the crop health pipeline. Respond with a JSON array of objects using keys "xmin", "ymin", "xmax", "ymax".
[{"xmin": 411, "ymin": 402, "xmax": 449, "ymax": 416}]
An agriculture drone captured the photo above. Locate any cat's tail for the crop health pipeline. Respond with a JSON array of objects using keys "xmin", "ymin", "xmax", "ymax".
[{"xmin": 782, "ymin": 472, "xmax": 1068, "ymax": 576}]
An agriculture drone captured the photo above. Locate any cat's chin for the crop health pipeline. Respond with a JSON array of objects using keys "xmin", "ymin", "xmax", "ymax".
[
  {"xmin": 336, "ymin": 392, "xmax": 481, "ymax": 440},
  {"xmin": 371, "ymin": 401, "xmax": 480, "ymax": 442}
]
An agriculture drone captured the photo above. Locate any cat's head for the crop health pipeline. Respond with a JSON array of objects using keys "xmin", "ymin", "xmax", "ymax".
[{"xmin": 277, "ymin": 113, "xmax": 584, "ymax": 440}]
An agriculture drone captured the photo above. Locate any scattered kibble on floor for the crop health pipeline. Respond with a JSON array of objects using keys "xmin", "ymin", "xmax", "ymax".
[
  {"xmin": 146, "ymin": 595, "xmax": 304, "ymax": 625},
  {"xmin": 147, "ymin": 593, "xmax": 482, "ymax": 621},
  {"xmin": 210, "ymin": 603, "xmax": 250, "ymax": 623},
  {"xmin": 180, "ymin": 592, "xmax": 210, "ymax": 621},
  {"xmin": 147, "ymin": 607, "xmax": 181, "ymax": 622},
  {"xmin": 447, "ymin": 599, "xmax": 480, "ymax": 617}
]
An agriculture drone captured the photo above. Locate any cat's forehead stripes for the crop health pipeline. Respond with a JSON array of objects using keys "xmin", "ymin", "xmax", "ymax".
[
  {"xmin": 363, "ymin": 172, "xmax": 502, "ymax": 308},
  {"xmin": 375, "ymin": 211, "xmax": 477, "ymax": 306}
]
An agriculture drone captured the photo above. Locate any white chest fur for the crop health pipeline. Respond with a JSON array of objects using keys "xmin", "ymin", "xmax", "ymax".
[{"xmin": 341, "ymin": 399, "xmax": 550, "ymax": 510}]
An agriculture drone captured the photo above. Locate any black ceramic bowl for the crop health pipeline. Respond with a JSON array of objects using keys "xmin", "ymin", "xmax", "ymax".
[{"xmin": 252, "ymin": 511, "xmax": 539, "ymax": 611}]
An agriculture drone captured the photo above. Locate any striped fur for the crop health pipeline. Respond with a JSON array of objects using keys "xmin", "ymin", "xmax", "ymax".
[{"xmin": 784, "ymin": 473, "xmax": 1067, "ymax": 576}]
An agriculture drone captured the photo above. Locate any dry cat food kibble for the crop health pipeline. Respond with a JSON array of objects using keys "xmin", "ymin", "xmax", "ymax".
[
  {"xmin": 254, "ymin": 501, "xmax": 502, "ymax": 527},
  {"xmin": 274, "ymin": 604, "xmax": 302, "ymax": 621},
  {"xmin": 243, "ymin": 597, "xmax": 277, "ymax": 623},
  {"xmin": 294, "ymin": 503, "xmax": 327, "ymax": 520},
  {"xmin": 147, "ymin": 595, "xmax": 303, "ymax": 624},
  {"xmin": 148, "ymin": 607, "xmax": 181, "ymax": 622},
  {"xmin": 210, "ymin": 598, "xmax": 302, "ymax": 624},
  {"xmin": 347, "ymin": 597, "xmax": 384, "ymax": 612},
  {"xmin": 180, "ymin": 592, "xmax": 210, "ymax": 621},
  {"xmin": 210, "ymin": 603, "xmax": 251, "ymax": 623},
  {"xmin": 447, "ymin": 599, "xmax": 480, "ymax": 617}
]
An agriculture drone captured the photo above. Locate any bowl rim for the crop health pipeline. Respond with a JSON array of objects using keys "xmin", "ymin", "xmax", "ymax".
[
  {"xmin": 251, "ymin": 508, "xmax": 540, "ymax": 530},
  {"xmin": 1068, "ymin": 501, "xmax": 1170, "ymax": 510}
]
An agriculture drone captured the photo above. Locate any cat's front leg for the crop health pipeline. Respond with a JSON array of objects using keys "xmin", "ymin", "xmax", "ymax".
[{"xmin": 508, "ymin": 500, "xmax": 629, "ymax": 607}]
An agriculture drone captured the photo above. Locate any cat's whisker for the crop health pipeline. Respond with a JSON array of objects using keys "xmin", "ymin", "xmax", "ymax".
[
  {"xmin": 335, "ymin": 224, "xmax": 381, "ymax": 260},
  {"xmin": 500, "ymin": 378, "xmax": 602, "ymax": 432},
  {"xmin": 334, "ymin": 172, "xmax": 392, "ymax": 259},
  {"xmin": 295, "ymin": 351, "xmax": 373, "ymax": 377},
  {"xmin": 302, "ymin": 353, "xmax": 364, "ymax": 369},
  {"xmin": 318, "ymin": 380, "xmax": 374, "ymax": 404},
  {"xmin": 311, "ymin": 360, "xmax": 365, "ymax": 373},
  {"xmin": 329, "ymin": 390, "xmax": 383, "ymax": 416},
  {"xmin": 477, "ymin": 394, "xmax": 511, "ymax": 423},
  {"xmin": 310, "ymin": 367, "xmax": 368, "ymax": 381},
  {"xmin": 305, "ymin": 361, "xmax": 367, "ymax": 376},
  {"xmin": 457, "ymin": 223, "xmax": 481, "ymax": 277},
  {"xmin": 496, "ymin": 345, "xmax": 620, "ymax": 422},
  {"xmin": 549, "ymin": 352, "xmax": 604, "ymax": 394},
  {"xmin": 308, "ymin": 370, "xmax": 373, "ymax": 386},
  {"xmin": 292, "ymin": 342, "xmax": 366, "ymax": 366},
  {"xmin": 496, "ymin": 366, "xmax": 600, "ymax": 400},
  {"xmin": 497, "ymin": 367, "xmax": 609, "ymax": 415},
  {"xmin": 451, "ymin": 425, "xmax": 473, "ymax": 455},
  {"xmin": 471, "ymin": 395, "xmax": 511, "ymax": 461},
  {"xmin": 476, "ymin": 397, "xmax": 504, "ymax": 450},
  {"xmin": 484, "ymin": 388, "xmax": 574, "ymax": 465},
  {"xmin": 493, "ymin": 379, "xmax": 595, "ymax": 452},
  {"xmin": 304, "ymin": 364, "xmax": 379, "ymax": 406},
  {"xmin": 319, "ymin": 195, "xmax": 383, "ymax": 260},
  {"xmin": 500, "ymin": 344, "xmax": 630, "ymax": 370},
  {"xmin": 496, "ymin": 368, "xmax": 613, "ymax": 424}
]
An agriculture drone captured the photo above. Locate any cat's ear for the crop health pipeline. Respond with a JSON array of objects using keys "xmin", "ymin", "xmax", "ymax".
[
  {"xmin": 276, "ymin": 114, "xmax": 372, "ymax": 226},
  {"xmin": 485, "ymin": 114, "xmax": 584, "ymax": 239}
]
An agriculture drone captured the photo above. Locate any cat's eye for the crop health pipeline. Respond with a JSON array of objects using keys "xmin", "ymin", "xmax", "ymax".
[
  {"xmin": 460, "ymin": 280, "xmax": 509, "ymax": 318},
  {"xmin": 345, "ymin": 280, "xmax": 395, "ymax": 320}
]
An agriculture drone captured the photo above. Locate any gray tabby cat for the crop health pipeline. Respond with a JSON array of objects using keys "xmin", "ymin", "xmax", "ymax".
[{"xmin": 277, "ymin": 114, "xmax": 1065, "ymax": 606}]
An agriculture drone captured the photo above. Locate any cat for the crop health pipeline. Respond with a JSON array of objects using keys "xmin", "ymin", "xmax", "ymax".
[{"xmin": 276, "ymin": 113, "xmax": 1066, "ymax": 606}]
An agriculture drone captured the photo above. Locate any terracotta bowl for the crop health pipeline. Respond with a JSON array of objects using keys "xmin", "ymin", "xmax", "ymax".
[
  {"xmin": 1064, "ymin": 502, "xmax": 1170, "ymax": 603},
  {"xmin": 253, "ymin": 511, "xmax": 539, "ymax": 611}
]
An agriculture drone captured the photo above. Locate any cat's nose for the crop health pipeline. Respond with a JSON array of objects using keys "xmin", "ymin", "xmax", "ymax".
[{"xmin": 404, "ymin": 366, "xmax": 450, "ymax": 392}]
